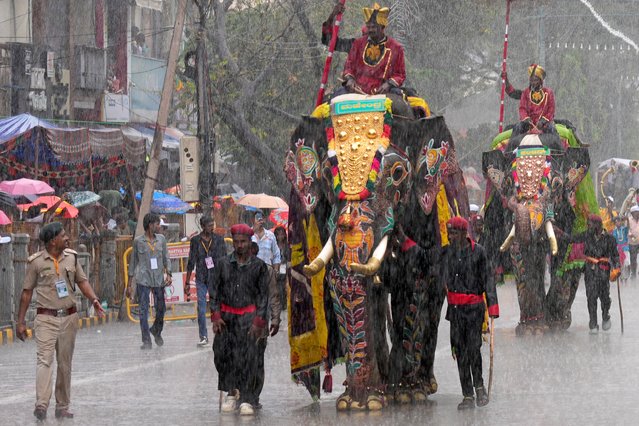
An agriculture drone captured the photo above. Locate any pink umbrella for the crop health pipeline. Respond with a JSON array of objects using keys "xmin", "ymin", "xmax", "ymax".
[
  {"xmin": 0, "ymin": 178, "xmax": 54, "ymax": 196},
  {"xmin": 0, "ymin": 209, "xmax": 11, "ymax": 225}
]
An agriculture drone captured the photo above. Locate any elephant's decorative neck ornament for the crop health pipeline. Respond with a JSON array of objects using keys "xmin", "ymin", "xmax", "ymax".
[
  {"xmin": 512, "ymin": 145, "xmax": 551, "ymax": 201},
  {"xmin": 326, "ymin": 94, "xmax": 392, "ymax": 201}
]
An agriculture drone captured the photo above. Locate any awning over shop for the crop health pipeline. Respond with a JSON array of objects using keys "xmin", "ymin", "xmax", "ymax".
[{"xmin": 0, "ymin": 114, "xmax": 146, "ymax": 165}]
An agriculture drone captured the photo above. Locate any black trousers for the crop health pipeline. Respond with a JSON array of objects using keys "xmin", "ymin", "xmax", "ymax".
[
  {"xmin": 213, "ymin": 313, "xmax": 264, "ymax": 405},
  {"xmin": 449, "ymin": 305, "xmax": 485, "ymax": 397},
  {"xmin": 252, "ymin": 335, "xmax": 268, "ymax": 403},
  {"xmin": 584, "ymin": 267, "xmax": 611, "ymax": 329}
]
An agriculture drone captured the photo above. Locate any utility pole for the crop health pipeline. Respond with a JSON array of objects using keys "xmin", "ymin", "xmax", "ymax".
[
  {"xmin": 195, "ymin": 0, "xmax": 214, "ymax": 215},
  {"xmin": 134, "ymin": 0, "xmax": 188, "ymax": 237}
]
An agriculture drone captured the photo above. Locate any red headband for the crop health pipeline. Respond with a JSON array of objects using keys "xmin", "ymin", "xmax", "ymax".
[
  {"xmin": 230, "ymin": 224, "xmax": 254, "ymax": 236},
  {"xmin": 447, "ymin": 216, "xmax": 469, "ymax": 231}
]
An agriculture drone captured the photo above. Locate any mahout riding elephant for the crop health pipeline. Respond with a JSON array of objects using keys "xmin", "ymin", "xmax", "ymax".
[
  {"xmin": 382, "ymin": 115, "xmax": 469, "ymax": 403},
  {"xmin": 482, "ymin": 123, "xmax": 596, "ymax": 334}
]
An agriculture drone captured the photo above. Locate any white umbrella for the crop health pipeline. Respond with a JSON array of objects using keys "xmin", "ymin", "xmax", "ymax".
[{"xmin": 236, "ymin": 193, "xmax": 288, "ymax": 209}]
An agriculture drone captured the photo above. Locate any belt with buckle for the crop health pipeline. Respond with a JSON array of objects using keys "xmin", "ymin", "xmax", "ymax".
[{"xmin": 37, "ymin": 306, "xmax": 77, "ymax": 317}]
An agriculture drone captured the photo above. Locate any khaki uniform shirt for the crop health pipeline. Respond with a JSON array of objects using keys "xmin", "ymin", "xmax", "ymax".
[{"xmin": 23, "ymin": 248, "xmax": 87, "ymax": 310}]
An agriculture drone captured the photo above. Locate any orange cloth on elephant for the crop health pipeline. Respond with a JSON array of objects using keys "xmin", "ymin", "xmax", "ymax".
[{"xmin": 342, "ymin": 35, "xmax": 406, "ymax": 95}]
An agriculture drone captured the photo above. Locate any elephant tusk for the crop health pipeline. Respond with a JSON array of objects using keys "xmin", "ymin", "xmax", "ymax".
[
  {"xmin": 350, "ymin": 235, "xmax": 389, "ymax": 276},
  {"xmin": 303, "ymin": 237, "xmax": 334, "ymax": 277},
  {"xmin": 500, "ymin": 225, "xmax": 516, "ymax": 252},
  {"xmin": 546, "ymin": 221, "xmax": 558, "ymax": 256}
]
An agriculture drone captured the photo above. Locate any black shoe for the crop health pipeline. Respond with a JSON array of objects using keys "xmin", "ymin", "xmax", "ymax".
[
  {"xmin": 150, "ymin": 328, "xmax": 164, "ymax": 346},
  {"xmin": 33, "ymin": 407, "xmax": 47, "ymax": 420},
  {"xmin": 457, "ymin": 396, "xmax": 475, "ymax": 410},
  {"xmin": 140, "ymin": 342, "xmax": 152, "ymax": 350},
  {"xmin": 55, "ymin": 409, "xmax": 74, "ymax": 419},
  {"xmin": 475, "ymin": 386, "xmax": 489, "ymax": 407}
]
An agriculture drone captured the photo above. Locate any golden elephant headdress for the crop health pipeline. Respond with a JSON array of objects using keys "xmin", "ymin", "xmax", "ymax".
[
  {"xmin": 528, "ymin": 64, "xmax": 546, "ymax": 80},
  {"xmin": 363, "ymin": 3, "xmax": 389, "ymax": 27}
]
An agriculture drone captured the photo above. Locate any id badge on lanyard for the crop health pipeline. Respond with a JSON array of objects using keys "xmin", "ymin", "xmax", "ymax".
[
  {"xmin": 55, "ymin": 279, "xmax": 69, "ymax": 298},
  {"xmin": 205, "ymin": 256, "xmax": 214, "ymax": 269},
  {"xmin": 147, "ymin": 239, "xmax": 159, "ymax": 270}
]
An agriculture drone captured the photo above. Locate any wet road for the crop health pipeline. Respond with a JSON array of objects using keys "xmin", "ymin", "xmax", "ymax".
[{"xmin": 1, "ymin": 279, "xmax": 638, "ymax": 425}]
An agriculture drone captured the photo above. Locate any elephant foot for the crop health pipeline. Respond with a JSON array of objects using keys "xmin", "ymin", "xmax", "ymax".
[
  {"xmin": 516, "ymin": 320, "xmax": 547, "ymax": 336},
  {"xmin": 395, "ymin": 389, "xmax": 411, "ymax": 405},
  {"xmin": 412, "ymin": 389, "xmax": 429, "ymax": 403},
  {"xmin": 336, "ymin": 393, "xmax": 352, "ymax": 411},
  {"xmin": 366, "ymin": 394, "xmax": 384, "ymax": 411},
  {"xmin": 427, "ymin": 377, "xmax": 438, "ymax": 395}
]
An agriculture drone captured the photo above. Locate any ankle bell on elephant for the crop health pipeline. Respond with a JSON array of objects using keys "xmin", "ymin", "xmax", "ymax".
[{"xmin": 483, "ymin": 127, "xmax": 593, "ymax": 333}]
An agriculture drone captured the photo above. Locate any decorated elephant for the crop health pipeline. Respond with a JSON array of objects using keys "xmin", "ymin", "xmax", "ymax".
[
  {"xmin": 482, "ymin": 123, "xmax": 597, "ymax": 334},
  {"xmin": 382, "ymin": 115, "xmax": 469, "ymax": 403},
  {"xmin": 285, "ymin": 93, "xmax": 469, "ymax": 409}
]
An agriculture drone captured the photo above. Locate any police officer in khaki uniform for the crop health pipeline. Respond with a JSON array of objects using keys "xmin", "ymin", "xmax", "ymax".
[{"xmin": 16, "ymin": 222, "xmax": 104, "ymax": 421}]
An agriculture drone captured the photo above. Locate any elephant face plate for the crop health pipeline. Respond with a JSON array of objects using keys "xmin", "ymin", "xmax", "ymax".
[
  {"xmin": 513, "ymin": 146, "xmax": 550, "ymax": 201},
  {"xmin": 331, "ymin": 110, "xmax": 387, "ymax": 195}
]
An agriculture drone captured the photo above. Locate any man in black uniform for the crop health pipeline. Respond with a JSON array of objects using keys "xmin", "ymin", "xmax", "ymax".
[
  {"xmin": 560, "ymin": 214, "xmax": 620, "ymax": 333},
  {"xmin": 210, "ymin": 224, "xmax": 269, "ymax": 416},
  {"xmin": 443, "ymin": 216, "xmax": 499, "ymax": 410}
]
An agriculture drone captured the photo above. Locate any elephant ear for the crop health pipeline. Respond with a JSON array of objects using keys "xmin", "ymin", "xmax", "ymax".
[
  {"xmin": 482, "ymin": 150, "xmax": 507, "ymax": 192},
  {"xmin": 562, "ymin": 147, "xmax": 590, "ymax": 192},
  {"xmin": 285, "ymin": 116, "xmax": 328, "ymax": 215}
]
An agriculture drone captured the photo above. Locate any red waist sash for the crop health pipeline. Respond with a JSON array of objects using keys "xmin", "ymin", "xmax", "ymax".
[
  {"xmin": 447, "ymin": 291, "xmax": 484, "ymax": 305},
  {"xmin": 220, "ymin": 303, "xmax": 256, "ymax": 315}
]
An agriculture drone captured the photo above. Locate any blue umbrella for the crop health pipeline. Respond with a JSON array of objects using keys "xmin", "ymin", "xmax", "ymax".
[
  {"xmin": 135, "ymin": 190, "xmax": 173, "ymax": 201},
  {"xmin": 150, "ymin": 196, "xmax": 193, "ymax": 214},
  {"xmin": 135, "ymin": 190, "xmax": 192, "ymax": 214}
]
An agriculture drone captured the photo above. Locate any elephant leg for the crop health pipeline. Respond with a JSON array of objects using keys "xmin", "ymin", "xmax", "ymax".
[
  {"xmin": 387, "ymin": 269, "xmax": 436, "ymax": 403},
  {"xmin": 511, "ymin": 242, "xmax": 547, "ymax": 334},
  {"xmin": 370, "ymin": 285, "xmax": 390, "ymax": 384},
  {"xmin": 388, "ymin": 281, "xmax": 410, "ymax": 393},
  {"xmin": 329, "ymin": 270, "xmax": 383, "ymax": 408},
  {"xmin": 418, "ymin": 278, "xmax": 446, "ymax": 394}
]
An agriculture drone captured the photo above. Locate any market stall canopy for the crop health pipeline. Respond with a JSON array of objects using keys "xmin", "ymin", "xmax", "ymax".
[
  {"xmin": 66, "ymin": 191, "xmax": 101, "ymax": 208},
  {"xmin": 18, "ymin": 195, "xmax": 79, "ymax": 218},
  {"xmin": 0, "ymin": 209, "xmax": 11, "ymax": 225},
  {"xmin": 0, "ymin": 113, "xmax": 146, "ymax": 166},
  {"xmin": 0, "ymin": 178, "xmax": 54, "ymax": 196},
  {"xmin": 236, "ymin": 193, "xmax": 288, "ymax": 209}
]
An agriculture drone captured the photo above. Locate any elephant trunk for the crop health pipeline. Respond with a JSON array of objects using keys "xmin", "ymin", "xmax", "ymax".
[
  {"xmin": 350, "ymin": 235, "xmax": 389, "ymax": 276},
  {"xmin": 513, "ymin": 202, "xmax": 532, "ymax": 244},
  {"xmin": 303, "ymin": 236, "xmax": 334, "ymax": 277},
  {"xmin": 546, "ymin": 220, "xmax": 558, "ymax": 255}
]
